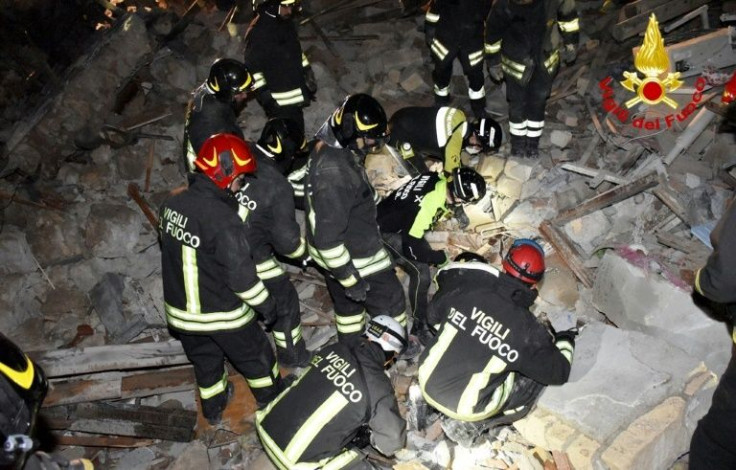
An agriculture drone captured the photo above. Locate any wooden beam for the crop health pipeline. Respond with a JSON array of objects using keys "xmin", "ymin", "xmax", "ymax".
[
  {"xmin": 539, "ymin": 221, "xmax": 594, "ymax": 288},
  {"xmin": 553, "ymin": 172, "xmax": 659, "ymax": 225},
  {"xmin": 651, "ymin": 184, "xmax": 692, "ymax": 227},
  {"xmin": 51, "ymin": 432, "xmax": 156, "ymax": 448},
  {"xmin": 29, "ymin": 341, "xmax": 188, "ymax": 378},
  {"xmin": 612, "ymin": 0, "xmax": 710, "ymax": 42}
]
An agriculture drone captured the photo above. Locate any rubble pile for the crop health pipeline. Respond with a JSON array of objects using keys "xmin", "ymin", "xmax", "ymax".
[{"xmin": 1, "ymin": 0, "xmax": 735, "ymax": 468}]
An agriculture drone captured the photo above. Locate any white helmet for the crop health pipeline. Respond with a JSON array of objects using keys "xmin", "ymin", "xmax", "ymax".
[{"xmin": 365, "ymin": 315, "xmax": 407, "ymax": 354}]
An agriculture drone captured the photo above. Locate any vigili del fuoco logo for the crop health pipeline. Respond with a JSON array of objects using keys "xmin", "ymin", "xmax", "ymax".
[{"xmin": 599, "ymin": 14, "xmax": 708, "ymax": 131}]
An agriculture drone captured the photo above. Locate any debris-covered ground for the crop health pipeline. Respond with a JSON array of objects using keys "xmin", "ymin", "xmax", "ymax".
[{"xmin": 1, "ymin": 0, "xmax": 736, "ymax": 468}]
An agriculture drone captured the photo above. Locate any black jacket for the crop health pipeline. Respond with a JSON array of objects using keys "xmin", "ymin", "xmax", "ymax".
[
  {"xmin": 255, "ymin": 341, "xmax": 406, "ymax": 466},
  {"xmin": 425, "ymin": 0, "xmax": 491, "ymax": 48},
  {"xmin": 243, "ymin": 7, "xmax": 310, "ymax": 110},
  {"xmin": 235, "ymin": 144, "xmax": 306, "ymax": 267},
  {"xmin": 183, "ymin": 85, "xmax": 243, "ymax": 171},
  {"xmin": 159, "ymin": 173, "xmax": 274, "ymax": 333},
  {"xmin": 418, "ymin": 261, "xmax": 573, "ymax": 421},
  {"xmin": 377, "ymin": 172, "xmax": 449, "ymax": 265},
  {"xmin": 305, "ymin": 134, "xmax": 392, "ymax": 288}
]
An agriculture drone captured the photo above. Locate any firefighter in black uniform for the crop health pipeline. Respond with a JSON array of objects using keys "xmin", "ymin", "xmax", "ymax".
[
  {"xmin": 417, "ymin": 242, "xmax": 576, "ymax": 446},
  {"xmin": 244, "ymin": 0, "xmax": 317, "ymax": 133},
  {"xmin": 424, "ymin": 0, "xmax": 492, "ymax": 119},
  {"xmin": 1, "ymin": 333, "xmax": 93, "ymax": 470},
  {"xmin": 484, "ymin": 0, "xmax": 579, "ymax": 158},
  {"xmin": 689, "ymin": 198, "xmax": 736, "ymax": 469},
  {"xmin": 306, "ymin": 94, "xmax": 408, "ymax": 345},
  {"xmin": 387, "ymin": 106, "xmax": 502, "ymax": 178},
  {"xmin": 255, "ymin": 315, "xmax": 407, "ymax": 469},
  {"xmin": 183, "ymin": 58, "xmax": 253, "ymax": 173},
  {"xmin": 235, "ymin": 117, "xmax": 312, "ymax": 368},
  {"xmin": 377, "ymin": 167, "xmax": 487, "ymax": 344},
  {"xmin": 160, "ymin": 133, "xmax": 286, "ymax": 424}
]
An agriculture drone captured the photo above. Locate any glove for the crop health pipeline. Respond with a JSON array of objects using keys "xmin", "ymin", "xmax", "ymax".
[
  {"xmin": 486, "ymin": 62, "xmax": 504, "ymax": 82},
  {"xmin": 351, "ymin": 424, "xmax": 372, "ymax": 449},
  {"xmin": 561, "ymin": 44, "xmax": 577, "ymax": 65},
  {"xmin": 304, "ymin": 66, "xmax": 317, "ymax": 101},
  {"xmin": 345, "ymin": 277, "xmax": 370, "ymax": 302},
  {"xmin": 260, "ymin": 304, "xmax": 278, "ymax": 331},
  {"xmin": 424, "ymin": 23, "xmax": 436, "ymax": 47},
  {"xmin": 554, "ymin": 327, "xmax": 579, "ymax": 345},
  {"xmin": 256, "ymin": 90, "xmax": 279, "ymax": 116}
]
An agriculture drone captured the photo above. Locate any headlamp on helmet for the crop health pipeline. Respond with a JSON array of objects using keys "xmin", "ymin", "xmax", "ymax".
[
  {"xmin": 330, "ymin": 94, "xmax": 389, "ymax": 156},
  {"xmin": 502, "ymin": 239, "xmax": 545, "ymax": 285},
  {"xmin": 195, "ymin": 133, "xmax": 257, "ymax": 190},
  {"xmin": 451, "ymin": 167, "xmax": 487, "ymax": 203},
  {"xmin": 206, "ymin": 59, "xmax": 253, "ymax": 103}
]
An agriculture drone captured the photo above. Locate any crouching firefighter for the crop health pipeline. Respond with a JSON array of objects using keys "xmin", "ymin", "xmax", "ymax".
[
  {"xmin": 484, "ymin": 0, "xmax": 579, "ymax": 158},
  {"xmin": 255, "ymin": 315, "xmax": 407, "ymax": 469},
  {"xmin": 160, "ymin": 133, "xmax": 287, "ymax": 424},
  {"xmin": 416, "ymin": 243, "xmax": 576, "ymax": 446}
]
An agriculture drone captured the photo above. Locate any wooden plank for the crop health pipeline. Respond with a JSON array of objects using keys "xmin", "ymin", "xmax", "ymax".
[
  {"xmin": 612, "ymin": 0, "xmax": 710, "ymax": 42},
  {"xmin": 652, "ymin": 185, "xmax": 692, "ymax": 227},
  {"xmin": 51, "ymin": 432, "xmax": 156, "ymax": 448},
  {"xmin": 44, "ymin": 366, "xmax": 196, "ymax": 407},
  {"xmin": 553, "ymin": 172, "xmax": 659, "ymax": 225},
  {"xmin": 29, "ymin": 341, "xmax": 188, "ymax": 378},
  {"xmin": 539, "ymin": 221, "xmax": 594, "ymax": 288}
]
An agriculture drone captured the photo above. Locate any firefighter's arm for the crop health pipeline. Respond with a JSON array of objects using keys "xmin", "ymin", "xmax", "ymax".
[
  {"xmin": 424, "ymin": 1, "xmax": 439, "ymax": 47},
  {"xmin": 695, "ymin": 202, "xmax": 736, "ymax": 304},
  {"xmin": 403, "ymin": 180, "xmax": 448, "ymax": 265},
  {"xmin": 520, "ymin": 322, "xmax": 574, "ymax": 386},
  {"xmin": 484, "ymin": 1, "xmax": 510, "ymax": 66},
  {"xmin": 270, "ymin": 183, "xmax": 307, "ymax": 262},
  {"xmin": 558, "ymin": 0, "xmax": 580, "ymax": 64},
  {"xmin": 244, "ymin": 36, "xmax": 278, "ymax": 113},
  {"xmin": 309, "ymin": 165, "xmax": 362, "ymax": 289},
  {"xmin": 367, "ymin": 379, "xmax": 407, "ymax": 456},
  {"xmin": 402, "ymin": 232, "xmax": 447, "ymax": 266},
  {"xmin": 218, "ymin": 225, "xmax": 277, "ymax": 325}
]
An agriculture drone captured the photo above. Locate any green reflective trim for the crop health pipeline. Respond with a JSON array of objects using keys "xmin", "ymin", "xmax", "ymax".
[
  {"xmin": 338, "ymin": 274, "xmax": 358, "ymax": 288},
  {"xmin": 353, "ymin": 249, "xmax": 392, "ymax": 278},
  {"xmin": 273, "ymin": 89, "xmax": 304, "ymax": 106},
  {"xmin": 236, "ymin": 280, "xmax": 270, "ymax": 306},
  {"xmin": 253, "ymin": 72, "xmax": 266, "ymax": 90},
  {"xmin": 431, "ymin": 40, "xmax": 448, "ymax": 60},
  {"xmin": 485, "ymin": 40, "xmax": 501, "ymax": 54},
  {"xmin": 301, "ymin": 53, "xmax": 310, "ymax": 67},
  {"xmin": 238, "ymin": 204, "xmax": 250, "ymax": 222},
  {"xmin": 468, "ymin": 49, "xmax": 484, "ymax": 66},
  {"xmin": 182, "ymin": 245, "xmax": 200, "ymax": 314},
  {"xmin": 318, "ymin": 244, "xmax": 351, "ymax": 269},
  {"xmin": 248, "ymin": 375, "xmax": 275, "ymax": 389},
  {"xmin": 483, "ymin": 373, "xmax": 515, "ymax": 417},
  {"xmin": 544, "ymin": 51, "xmax": 560, "ymax": 73},
  {"xmin": 285, "ymin": 392, "xmax": 349, "ymax": 461},
  {"xmin": 425, "ymin": 12, "xmax": 439, "ymax": 22},
  {"xmin": 393, "ymin": 311, "xmax": 407, "ymax": 327},
  {"xmin": 285, "ymin": 240, "xmax": 306, "ymax": 259},
  {"xmin": 558, "ymin": 17, "xmax": 579, "ymax": 32},
  {"xmin": 165, "ymin": 303, "xmax": 255, "ymax": 332},
  {"xmin": 555, "ymin": 339, "xmax": 574, "ymax": 363},
  {"xmin": 199, "ymin": 370, "xmax": 228, "ymax": 399},
  {"xmin": 458, "ymin": 356, "xmax": 507, "ymax": 416},
  {"xmin": 336, "ymin": 311, "xmax": 365, "ymax": 334},
  {"xmin": 257, "ymin": 258, "xmax": 286, "ymax": 280}
]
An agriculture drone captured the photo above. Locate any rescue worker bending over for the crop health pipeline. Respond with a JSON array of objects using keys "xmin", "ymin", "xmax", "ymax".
[
  {"xmin": 183, "ymin": 58, "xmax": 253, "ymax": 173},
  {"xmin": 235, "ymin": 118, "xmax": 312, "ymax": 368},
  {"xmin": 424, "ymin": 0, "xmax": 492, "ymax": 119},
  {"xmin": 160, "ymin": 133, "xmax": 286, "ymax": 425},
  {"xmin": 244, "ymin": 0, "xmax": 317, "ymax": 133},
  {"xmin": 0, "ymin": 333, "xmax": 93, "ymax": 470},
  {"xmin": 689, "ymin": 199, "xmax": 736, "ymax": 469},
  {"xmin": 377, "ymin": 167, "xmax": 487, "ymax": 345},
  {"xmin": 306, "ymin": 94, "xmax": 408, "ymax": 345},
  {"xmin": 484, "ymin": 0, "xmax": 579, "ymax": 158},
  {"xmin": 255, "ymin": 315, "xmax": 407, "ymax": 469},
  {"xmin": 417, "ymin": 243, "xmax": 576, "ymax": 446},
  {"xmin": 387, "ymin": 106, "xmax": 502, "ymax": 178}
]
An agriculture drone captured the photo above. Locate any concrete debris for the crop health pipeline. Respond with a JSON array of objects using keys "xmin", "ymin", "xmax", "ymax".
[{"xmin": 1, "ymin": 0, "xmax": 735, "ymax": 469}]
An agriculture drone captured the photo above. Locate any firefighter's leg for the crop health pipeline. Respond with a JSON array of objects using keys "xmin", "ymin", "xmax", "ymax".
[
  {"xmin": 363, "ymin": 269, "xmax": 408, "ymax": 329},
  {"xmin": 461, "ymin": 44, "xmax": 487, "ymax": 120},
  {"xmin": 505, "ymin": 77, "xmax": 528, "ymax": 158},
  {"xmin": 525, "ymin": 69, "xmax": 555, "ymax": 159},
  {"xmin": 431, "ymin": 40, "xmax": 455, "ymax": 107},
  {"xmin": 212, "ymin": 324, "xmax": 284, "ymax": 407},
  {"xmin": 690, "ymin": 351, "xmax": 736, "ymax": 470},
  {"xmin": 381, "ymin": 234, "xmax": 431, "ymax": 333},
  {"xmin": 325, "ymin": 275, "xmax": 367, "ymax": 346},
  {"xmin": 178, "ymin": 333, "xmax": 232, "ymax": 424},
  {"xmin": 263, "ymin": 274, "xmax": 310, "ymax": 368}
]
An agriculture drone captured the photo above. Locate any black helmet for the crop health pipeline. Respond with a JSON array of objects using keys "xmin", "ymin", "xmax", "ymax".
[
  {"xmin": 451, "ymin": 167, "xmax": 486, "ymax": 203},
  {"xmin": 206, "ymin": 58, "xmax": 253, "ymax": 102},
  {"xmin": 465, "ymin": 116, "xmax": 503, "ymax": 154},
  {"xmin": 454, "ymin": 251, "xmax": 487, "ymax": 264},
  {"xmin": 257, "ymin": 118, "xmax": 307, "ymax": 174},
  {"xmin": 330, "ymin": 94, "xmax": 389, "ymax": 155},
  {"xmin": 0, "ymin": 334, "xmax": 48, "ymax": 469}
]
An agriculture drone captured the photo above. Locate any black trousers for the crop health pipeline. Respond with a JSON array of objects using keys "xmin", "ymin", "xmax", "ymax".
[
  {"xmin": 381, "ymin": 233, "xmax": 432, "ymax": 331},
  {"xmin": 431, "ymin": 37, "xmax": 485, "ymax": 97},
  {"xmin": 690, "ymin": 346, "xmax": 736, "ymax": 469},
  {"xmin": 324, "ymin": 268, "xmax": 407, "ymax": 345},
  {"xmin": 264, "ymin": 273, "xmax": 310, "ymax": 367},
  {"xmin": 506, "ymin": 64, "xmax": 556, "ymax": 140},
  {"xmin": 177, "ymin": 322, "xmax": 283, "ymax": 410}
]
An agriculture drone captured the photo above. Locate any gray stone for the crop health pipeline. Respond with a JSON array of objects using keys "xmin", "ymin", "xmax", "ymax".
[
  {"xmin": 90, "ymin": 273, "xmax": 149, "ymax": 343},
  {"xmin": 0, "ymin": 227, "xmax": 37, "ymax": 275},
  {"xmin": 165, "ymin": 441, "xmax": 209, "ymax": 470},
  {"xmin": 26, "ymin": 211, "xmax": 85, "ymax": 266},
  {"xmin": 84, "ymin": 203, "xmax": 142, "ymax": 258},
  {"xmin": 563, "ymin": 211, "xmax": 611, "ymax": 255},
  {"xmin": 550, "ymin": 130, "xmax": 573, "ymax": 148},
  {"xmin": 592, "ymin": 250, "xmax": 732, "ymax": 372}
]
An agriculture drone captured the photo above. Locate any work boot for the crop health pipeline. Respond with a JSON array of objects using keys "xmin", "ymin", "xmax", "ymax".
[
  {"xmin": 202, "ymin": 381, "xmax": 234, "ymax": 426},
  {"xmin": 400, "ymin": 335, "xmax": 423, "ymax": 360},
  {"xmin": 525, "ymin": 137, "xmax": 540, "ymax": 159},
  {"xmin": 451, "ymin": 205, "xmax": 470, "ymax": 229},
  {"xmin": 440, "ymin": 415, "xmax": 486, "ymax": 448},
  {"xmin": 509, "ymin": 135, "xmax": 526, "ymax": 158},
  {"xmin": 470, "ymin": 97, "xmax": 487, "ymax": 120},
  {"xmin": 279, "ymin": 342, "xmax": 312, "ymax": 369},
  {"xmin": 434, "ymin": 92, "xmax": 450, "ymax": 107}
]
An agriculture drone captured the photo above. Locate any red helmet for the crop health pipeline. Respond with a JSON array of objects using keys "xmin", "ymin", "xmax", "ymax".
[
  {"xmin": 502, "ymin": 239, "xmax": 545, "ymax": 285},
  {"xmin": 195, "ymin": 133, "xmax": 256, "ymax": 190}
]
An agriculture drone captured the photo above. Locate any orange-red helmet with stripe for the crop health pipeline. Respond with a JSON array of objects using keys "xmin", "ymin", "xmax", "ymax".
[{"xmin": 195, "ymin": 133, "xmax": 257, "ymax": 189}]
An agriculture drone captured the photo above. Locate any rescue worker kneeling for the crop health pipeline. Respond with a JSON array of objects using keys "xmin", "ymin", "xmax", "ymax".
[
  {"xmin": 255, "ymin": 315, "xmax": 407, "ymax": 469},
  {"xmin": 416, "ymin": 243, "xmax": 577, "ymax": 447}
]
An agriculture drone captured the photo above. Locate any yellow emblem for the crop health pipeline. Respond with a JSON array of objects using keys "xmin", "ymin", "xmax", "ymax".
[
  {"xmin": 210, "ymin": 77, "xmax": 220, "ymax": 92},
  {"xmin": 232, "ymin": 148, "xmax": 252, "ymax": 167},
  {"xmin": 267, "ymin": 137, "xmax": 282, "ymax": 154},
  {"xmin": 203, "ymin": 148, "xmax": 218, "ymax": 167},
  {"xmin": 334, "ymin": 106, "xmax": 344, "ymax": 125},
  {"xmin": 354, "ymin": 111, "xmax": 378, "ymax": 131},
  {"xmin": 621, "ymin": 14, "xmax": 682, "ymax": 109},
  {"xmin": 0, "ymin": 355, "xmax": 35, "ymax": 390}
]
